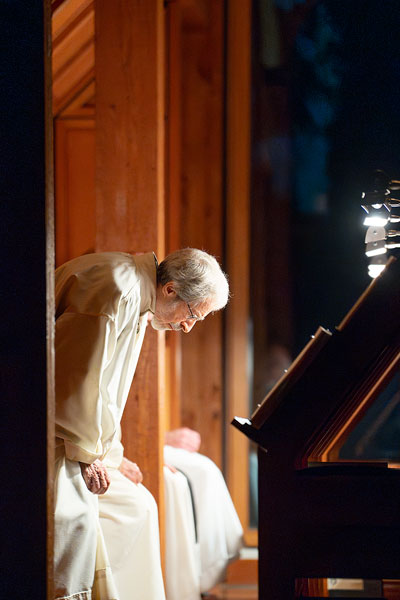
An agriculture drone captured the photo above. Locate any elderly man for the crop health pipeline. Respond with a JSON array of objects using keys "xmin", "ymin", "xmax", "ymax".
[{"xmin": 54, "ymin": 248, "xmax": 229, "ymax": 600}]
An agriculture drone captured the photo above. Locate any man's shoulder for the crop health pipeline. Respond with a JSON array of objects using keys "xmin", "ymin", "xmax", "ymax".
[
  {"xmin": 55, "ymin": 252, "xmax": 141, "ymax": 317},
  {"xmin": 57, "ymin": 251, "xmax": 132, "ymax": 270},
  {"xmin": 57, "ymin": 252, "xmax": 137, "ymax": 284}
]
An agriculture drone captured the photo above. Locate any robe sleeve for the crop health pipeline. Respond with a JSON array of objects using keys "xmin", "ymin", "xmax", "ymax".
[{"xmin": 55, "ymin": 311, "xmax": 117, "ymax": 464}]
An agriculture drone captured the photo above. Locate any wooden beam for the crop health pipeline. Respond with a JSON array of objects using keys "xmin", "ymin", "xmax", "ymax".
[
  {"xmin": 52, "ymin": 41, "xmax": 94, "ymax": 115},
  {"xmin": 164, "ymin": 0, "xmax": 183, "ymax": 430},
  {"xmin": 225, "ymin": 0, "xmax": 253, "ymax": 542},
  {"xmin": 51, "ymin": 0, "xmax": 68, "ymax": 15},
  {"xmin": 95, "ymin": 0, "xmax": 166, "ymax": 532},
  {"xmin": 59, "ymin": 79, "xmax": 95, "ymax": 117},
  {"xmin": 52, "ymin": 0, "xmax": 93, "ymax": 39},
  {"xmin": 178, "ymin": 0, "xmax": 225, "ymax": 469},
  {"xmin": 180, "ymin": 0, "xmax": 208, "ymax": 30},
  {"xmin": 52, "ymin": 8, "xmax": 94, "ymax": 78}
]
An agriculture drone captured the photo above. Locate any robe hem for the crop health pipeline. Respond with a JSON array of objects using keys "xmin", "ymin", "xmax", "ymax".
[{"xmin": 93, "ymin": 566, "xmax": 119, "ymax": 600}]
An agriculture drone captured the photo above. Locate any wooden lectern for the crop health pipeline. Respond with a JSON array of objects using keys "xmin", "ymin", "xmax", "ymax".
[{"xmin": 232, "ymin": 257, "xmax": 400, "ymax": 599}]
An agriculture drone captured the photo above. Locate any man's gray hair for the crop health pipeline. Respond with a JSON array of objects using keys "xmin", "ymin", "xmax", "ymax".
[{"xmin": 157, "ymin": 248, "xmax": 229, "ymax": 310}]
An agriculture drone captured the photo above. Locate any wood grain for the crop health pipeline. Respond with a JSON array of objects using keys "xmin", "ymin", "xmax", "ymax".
[
  {"xmin": 225, "ymin": 0, "xmax": 253, "ymax": 543},
  {"xmin": 55, "ymin": 119, "xmax": 96, "ymax": 266},
  {"xmin": 178, "ymin": 0, "xmax": 225, "ymax": 469},
  {"xmin": 95, "ymin": 0, "xmax": 166, "ymax": 536}
]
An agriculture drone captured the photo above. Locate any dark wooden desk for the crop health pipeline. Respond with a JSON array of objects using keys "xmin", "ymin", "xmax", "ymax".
[{"xmin": 233, "ymin": 258, "xmax": 400, "ymax": 599}]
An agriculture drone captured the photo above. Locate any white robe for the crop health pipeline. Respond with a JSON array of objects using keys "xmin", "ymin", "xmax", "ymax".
[
  {"xmin": 99, "ymin": 442, "xmax": 165, "ymax": 600},
  {"xmin": 164, "ymin": 467, "xmax": 201, "ymax": 600},
  {"xmin": 97, "ymin": 443, "xmax": 244, "ymax": 600},
  {"xmin": 163, "ymin": 446, "xmax": 244, "ymax": 598},
  {"xmin": 54, "ymin": 252, "xmax": 165, "ymax": 600}
]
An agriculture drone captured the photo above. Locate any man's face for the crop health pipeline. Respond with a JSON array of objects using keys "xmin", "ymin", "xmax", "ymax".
[{"xmin": 151, "ymin": 283, "xmax": 214, "ymax": 333}]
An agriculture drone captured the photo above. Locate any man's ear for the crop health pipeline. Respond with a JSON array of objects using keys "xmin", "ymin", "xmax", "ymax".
[{"xmin": 163, "ymin": 282, "xmax": 177, "ymax": 298}]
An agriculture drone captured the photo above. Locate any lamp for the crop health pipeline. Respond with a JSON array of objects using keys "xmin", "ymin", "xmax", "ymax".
[
  {"xmin": 361, "ymin": 171, "xmax": 400, "ymax": 277},
  {"xmin": 365, "ymin": 226, "xmax": 386, "ymax": 257},
  {"xmin": 362, "ymin": 205, "xmax": 390, "ymax": 227},
  {"xmin": 367, "ymin": 255, "xmax": 387, "ymax": 278},
  {"xmin": 386, "ymin": 230, "xmax": 400, "ymax": 249}
]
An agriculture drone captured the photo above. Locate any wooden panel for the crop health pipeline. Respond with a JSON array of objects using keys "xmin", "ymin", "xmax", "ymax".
[
  {"xmin": 165, "ymin": 1, "xmax": 182, "ymax": 255},
  {"xmin": 60, "ymin": 79, "xmax": 95, "ymax": 117},
  {"xmin": 225, "ymin": 0, "xmax": 252, "ymax": 541},
  {"xmin": 178, "ymin": 0, "xmax": 225, "ymax": 469},
  {"xmin": 226, "ymin": 559, "xmax": 258, "ymax": 585},
  {"xmin": 52, "ymin": 7, "xmax": 94, "ymax": 79},
  {"xmin": 52, "ymin": 41, "xmax": 94, "ymax": 115},
  {"xmin": 52, "ymin": 0, "xmax": 95, "ymax": 116},
  {"xmin": 383, "ymin": 580, "xmax": 400, "ymax": 599},
  {"xmin": 95, "ymin": 0, "xmax": 166, "ymax": 523},
  {"xmin": 208, "ymin": 582, "xmax": 258, "ymax": 599},
  {"xmin": 322, "ymin": 352, "xmax": 400, "ymax": 461},
  {"xmin": 164, "ymin": 0, "xmax": 183, "ymax": 431},
  {"xmin": 180, "ymin": 0, "xmax": 208, "ymax": 30},
  {"xmin": 52, "ymin": 0, "xmax": 93, "ymax": 40},
  {"xmin": 55, "ymin": 119, "xmax": 96, "ymax": 267}
]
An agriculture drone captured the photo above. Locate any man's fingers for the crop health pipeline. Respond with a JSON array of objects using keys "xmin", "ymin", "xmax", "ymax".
[
  {"xmin": 132, "ymin": 463, "xmax": 143, "ymax": 484},
  {"xmin": 104, "ymin": 468, "xmax": 111, "ymax": 486},
  {"xmin": 165, "ymin": 463, "xmax": 177, "ymax": 474},
  {"xmin": 80, "ymin": 461, "xmax": 111, "ymax": 494},
  {"xmin": 90, "ymin": 468, "xmax": 101, "ymax": 493},
  {"xmin": 92, "ymin": 468, "xmax": 101, "ymax": 494},
  {"xmin": 82, "ymin": 461, "xmax": 110, "ymax": 494},
  {"xmin": 97, "ymin": 469, "xmax": 110, "ymax": 494},
  {"xmin": 134, "ymin": 468, "xmax": 143, "ymax": 484},
  {"xmin": 94, "ymin": 463, "xmax": 110, "ymax": 494},
  {"xmin": 119, "ymin": 457, "xmax": 143, "ymax": 484}
]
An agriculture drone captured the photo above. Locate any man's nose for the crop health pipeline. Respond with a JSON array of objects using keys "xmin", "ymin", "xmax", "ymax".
[{"xmin": 181, "ymin": 320, "xmax": 196, "ymax": 333}]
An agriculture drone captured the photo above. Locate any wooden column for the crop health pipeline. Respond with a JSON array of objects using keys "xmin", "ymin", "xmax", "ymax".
[
  {"xmin": 164, "ymin": 0, "xmax": 183, "ymax": 431},
  {"xmin": 225, "ymin": 0, "xmax": 253, "ymax": 543},
  {"xmin": 178, "ymin": 0, "xmax": 225, "ymax": 469},
  {"xmin": 95, "ymin": 0, "xmax": 166, "ymax": 518}
]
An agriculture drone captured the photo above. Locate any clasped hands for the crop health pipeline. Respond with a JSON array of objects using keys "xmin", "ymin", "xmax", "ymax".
[
  {"xmin": 80, "ymin": 427, "xmax": 200, "ymax": 494},
  {"xmin": 164, "ymin": 427, "xmax": 201, "ymax": 453},
  {"xmin": 80, "ymin": 459, "xmax": 111, "ymax": 494},
  {"xmin": 80, "ymin": 457, "xmax": 143, "ymax": 494}
]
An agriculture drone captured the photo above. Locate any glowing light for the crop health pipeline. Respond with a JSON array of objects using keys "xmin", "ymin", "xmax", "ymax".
[
  {"xmin": 363, "ymin": 215, "xmax": 389, "ymax": 227},
  {"xmin": 365, "ymin": 244, "xmax": 387, "ymax": 257},
  {"xmin": 365, "ymin": 227, "xmax": 386, "ymax": 256},
  {"xmin": 368, "ymin": 264, "xmax": 386, "ymax": 278},
  {"xmin": 386, "ymin": 241, "xmax": 400, "ymax": 249}
]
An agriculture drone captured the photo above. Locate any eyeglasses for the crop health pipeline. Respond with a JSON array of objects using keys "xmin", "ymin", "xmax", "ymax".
[{"xmin": 186, "ymin": 302, "xmax": 201, "ymax": 321}]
